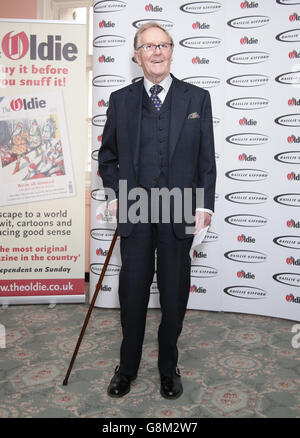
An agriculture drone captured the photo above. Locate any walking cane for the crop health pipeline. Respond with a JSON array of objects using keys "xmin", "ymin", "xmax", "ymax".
[{"xmin": 63, "ymin": 228, "xmax": 118, "ymax": 386}]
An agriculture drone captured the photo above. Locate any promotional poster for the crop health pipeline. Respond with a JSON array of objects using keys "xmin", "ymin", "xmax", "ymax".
[{"xmin": 0, "ymin": 20, "xmax": 86, "ymax": 304}]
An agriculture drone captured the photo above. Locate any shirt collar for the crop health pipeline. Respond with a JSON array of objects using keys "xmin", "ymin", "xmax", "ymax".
[{"xmin": 144, "ymin": 74, "xmax": 172, "ymax": 94}]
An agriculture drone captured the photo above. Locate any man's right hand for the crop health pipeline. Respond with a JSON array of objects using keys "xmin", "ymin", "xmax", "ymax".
[{"xmin": 108, "ymin": 199, "xmax": 118, "ymax": 217}]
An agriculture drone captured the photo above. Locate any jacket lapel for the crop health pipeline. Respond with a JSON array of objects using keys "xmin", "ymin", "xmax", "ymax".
[
  {"xmin": 126, "ymin": 79, "xmax": 143, "ymax": 178},
  {"xmin": 169, "ymin": 76, "xmax": 190, "ymax": 165}
]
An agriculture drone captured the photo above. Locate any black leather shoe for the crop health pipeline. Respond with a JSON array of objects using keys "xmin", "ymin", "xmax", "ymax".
[
  {"xmin": 160, "ymin": 367, "xmax": 183, "ymax": 399},
  {"xmin": 107, "ymin": 365, "xmax": 136, "ymax": 398}
]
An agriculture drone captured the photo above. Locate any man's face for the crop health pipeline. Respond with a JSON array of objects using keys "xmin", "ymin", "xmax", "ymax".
[{"xmin": 134, "ymin": 27, "xmax": 173, "ymax": 83}]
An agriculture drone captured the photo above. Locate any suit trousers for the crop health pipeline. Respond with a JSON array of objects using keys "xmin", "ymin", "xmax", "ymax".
[{"xmin": 118, "ymin": 176, "xmax": 193, "ymax": 378}]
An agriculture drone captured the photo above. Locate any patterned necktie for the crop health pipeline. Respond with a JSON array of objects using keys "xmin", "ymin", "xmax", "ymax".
[{"xmin": 150, "ymin": 84, "xmax": 163, "ymax": 111}]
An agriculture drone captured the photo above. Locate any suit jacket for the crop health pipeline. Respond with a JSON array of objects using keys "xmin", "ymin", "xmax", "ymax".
[{"xmin": 98, "ymin": 74, "xmax": 216, "ymax": 238}]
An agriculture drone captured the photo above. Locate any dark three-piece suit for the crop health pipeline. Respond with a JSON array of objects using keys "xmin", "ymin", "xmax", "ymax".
[{"xmin": 98, "ymin": 74, "xmax": 216, "ymax": 378}]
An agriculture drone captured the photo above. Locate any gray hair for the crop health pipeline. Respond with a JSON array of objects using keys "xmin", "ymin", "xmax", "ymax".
[{"xmin": 134, "ymin": 22, "xmax": 174, "ymax": 50}]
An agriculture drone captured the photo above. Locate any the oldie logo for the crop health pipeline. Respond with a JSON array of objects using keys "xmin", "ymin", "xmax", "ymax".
[
  {"xmin": 237, "ymin": 234, "xmax": 256, "ymax": 243},
  {"xmin": 132, "ymin": 19, "xmax": 173, "ymax": 29},
  {"xmin": 180, "ymin": 1, "xmax": 222, "ymax": 14},
  {"xmin": 92, "ymin": 114, "xmax": 107, "ymax": 127},
  {"xmin": 225, "ymin": 214, "xmax": 267, "ymax": 227},
  {"xmin": 226, "ymin": 133, "xmax": 268, "ymax": 145},
  {"xmin": 273, "ymin": 235, "xmax": 300, "ymax": 250},
  {"xmin": 225, "ymin": 169, "xmax": 268, "ymax": 182},
  {"xmin": 287, "ymin": 218, "xmax": 300, "ymax": 228},
  {"xmin": 288, "ymin": 97, "xmax": 300, "ymax": 106},
  {"xmin": 287, "ymin": 171, "xmax": 300, "ymax": 180},
  {"xmin": 98, "ymin": 55, "xmax": 115, "ymax": 63},
  {"xmin": 93, "ymin": 35, "xmax": 126, "ymax": 48},
  {"xmin": 179, "ymin": 36, "xmax": 221, "ymax": 49},
  {"xmin": 240, "ymin": 1, "xmax": 259, "ymax": 8},
  {"xmin": 289, "ymin": 49, "xmax": 300, "ymax": 58},
  {"xmin": 1, "ymin": 31, "xmax": 77, "ymax": 61},
  {"xmin": 275, "ymin": 114, "xmax": 300, "ymax": 127},
  {"xmin": 286, "ymin": 294, "xmax": 300, "ymax": 304},
  {"xmin": 10, "ymin": 97, "xmax": 46, "ymax": 112},
  {"xmin": 99, "ymin": 20, "xmax": 115, "ymax": 28},
  {"xmin": 237, "ymin": 270, "xmax": 255, "ymax": 279},
  {"xmin": 225, "ymin": 191, "xmax": 268, "ymax": 204},
  {"xmin": 192, "ymin": 56, "xmax": 210, "ymax": 64},
  {"xmin": 227, "ymin": 51, "xmax": 269, "ymax": 64},
  {"xmin": 224, "ymin": 286, "xmax": 267, "ymax": 299},
  {"xmin": 276, "ymin": 28, "xmax": 300, "ymax": 42},
  {"xmin": 287, "ymin": 134, "xmax": 300, "ymax": 143},
  {"xmin": 226, "ymin": 97, "xmax": 269, "ymax": 110},
  {"xmin": 145, "ymin": 3, "xmax": 163, "ymax": 11},
  {"xmin": 190, "ymin": 285, "xmax": 207, "ymax": 294},
  {"xmin": 93, "ymin": 74, "xmax": 126, "ymax": 87},
  {"xmin": 90, "ymin": 263, "xmax": 120, "ymax": 276},
  {"xmin": 227, "ymin": 74, "xmax": 269, "ymax": 87},
  {"xmin": 273, "ymin": 273, "xmax": 300, "ymax": 287},
  {"xmin": 275, "ymin": 71, "xmax": 300, "ymax": 85},
  {"xmin": 224, "ymin": 250, "xmax": 267, "ymax": 263},
  {"xmin": 190, "ymin": 265, "xmax": 218, "ymax": 278},
  {"xmin": 239, "ymin": 117, "xmax": 257, "ymax": 126},
  {"xmin": 286, "ymin": 256, "xmax": 300, "ymax": 265},
  {"xmin": 182, "ymin": 76, "xmax": 221, "ymax": 88},
  {"xmin": 228, "ymin": 16, "xmax": 270, "ymax": 29},
  {"xmin": 274, "ymin": 193, "xmax": 300, "ymax": 207},
  {"xmin": 240, "ymin": 36, "xmax": 258, "ymax": 44},
  {"xmin": 98, "ymin": 98, "xmax": 109, "ymax": 107},
  {"xmin": 94, "ymin": 0, "xmax": 126, "ymax": 13},
  {"xmin": 192, "ymin": 21, "xmax": 210, "ymax": 29},
  {"xmin": 238, "ymin": 152, "xmax": 257, "ymax": 161}
]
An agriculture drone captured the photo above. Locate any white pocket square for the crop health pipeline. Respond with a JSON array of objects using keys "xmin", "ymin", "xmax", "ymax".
[{"xmin": 187, "ymin": 112, "xmax": 200, "ymax": 119}]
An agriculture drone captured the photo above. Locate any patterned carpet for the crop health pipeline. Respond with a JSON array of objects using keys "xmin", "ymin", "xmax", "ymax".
[{"xmin": 0, "ymin": 284, "xmax": 300, "ymax": 418}]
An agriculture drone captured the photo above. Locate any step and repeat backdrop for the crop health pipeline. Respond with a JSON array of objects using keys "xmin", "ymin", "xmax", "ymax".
[{"xmin": 90, "ymin": 0, "xmax": 300, "ymax": 322}]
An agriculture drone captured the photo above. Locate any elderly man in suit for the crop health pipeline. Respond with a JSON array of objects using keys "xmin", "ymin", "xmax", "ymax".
[{"xmin": 98, "ymin": 22, "xmax": 216, "ymax": 399}]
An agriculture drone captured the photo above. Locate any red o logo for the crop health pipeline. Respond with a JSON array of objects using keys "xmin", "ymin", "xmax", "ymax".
[
  {"xmin": 286, "ymin": 257, "xmax": 293, "ymax": 264},
  {"xmin": 237, "ymin": 271, "xmax": 243, "ymax": 278},
  {"xmin": 240, "ymin": 37, "xmax": 247, "ymax": 44},
  {"xmin": 287, "ymin": 219, "xmax": 294, "ymax": 227},
  {"xmin": 289, "ymin": 51, "xmax": 295, "ymax": 59},
  {"xmin": 2, "ymin": 31, "xmax": 29, "ymax": 60},
  {"xmin": 289, "ymin": 14, "xmax": 296, "ymax": 21},
  {"xmin": 286, "ymin": 294, "xmax": 293, "ymax": 302},
  {"xmin": 99, "ymin": 21, "xmax": 104, "ymax": 28},
  {"xmin": 10, "ymin": 98, "xmax": 23, "ymax": 111},
  {"xmin": 190, "ymin": 285, "xmax": 196, "ymax": 292}
]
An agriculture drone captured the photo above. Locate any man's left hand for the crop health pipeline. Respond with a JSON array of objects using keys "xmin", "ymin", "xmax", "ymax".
[{"xmin": 194, "ymin": 211, "xmax": 211, "ymax": 235}]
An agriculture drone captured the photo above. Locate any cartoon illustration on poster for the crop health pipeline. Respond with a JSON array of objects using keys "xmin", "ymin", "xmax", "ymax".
[{"xmin": 0, "ymin": 91, "xmax": 75, "ymax": 206}]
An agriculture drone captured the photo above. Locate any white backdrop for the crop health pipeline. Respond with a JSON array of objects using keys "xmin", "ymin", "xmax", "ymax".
[{"xmin": 90, "ymin": 0, "xmax": 300, "ymax": 322}]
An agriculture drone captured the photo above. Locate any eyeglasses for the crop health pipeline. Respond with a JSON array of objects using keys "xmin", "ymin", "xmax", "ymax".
[{"xmin": 137, "ymin": 43, "xmax": 173, "ymax": 52}]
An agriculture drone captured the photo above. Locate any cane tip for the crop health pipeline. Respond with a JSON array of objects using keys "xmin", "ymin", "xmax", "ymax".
[{"xmin": 62, "ymin": 378, "xmax": 68, "ymax": 386}]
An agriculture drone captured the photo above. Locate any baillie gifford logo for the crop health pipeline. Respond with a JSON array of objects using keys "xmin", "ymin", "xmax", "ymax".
[{"xmin": 1, "ymin": 31, "xmax": 78, "ymax": 61}]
